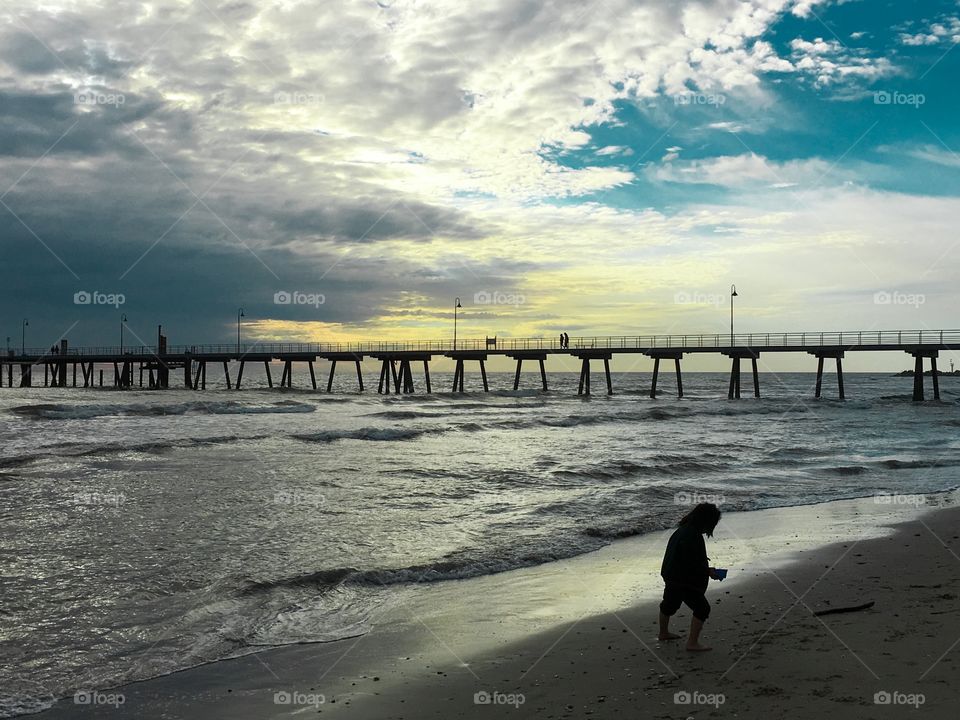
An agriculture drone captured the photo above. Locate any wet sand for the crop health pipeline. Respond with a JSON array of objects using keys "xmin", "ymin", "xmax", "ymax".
[{"xmin": 31, "ymin": 492, "xmax": 960, "ymax": 719}]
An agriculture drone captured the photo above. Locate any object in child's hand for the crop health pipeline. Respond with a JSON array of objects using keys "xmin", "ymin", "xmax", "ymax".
[{"xmin": 713, "ymin": 568, "xmax": 728, "ymax": 581}]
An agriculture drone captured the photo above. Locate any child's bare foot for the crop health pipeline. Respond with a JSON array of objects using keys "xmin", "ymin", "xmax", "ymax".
[
  {"xmin": 658, "ymin": 632, "xmax": 681, "ymax": 641},
  {"xmin": 686, "ymin": 643, "xmax": 712, "ymax": 652}
]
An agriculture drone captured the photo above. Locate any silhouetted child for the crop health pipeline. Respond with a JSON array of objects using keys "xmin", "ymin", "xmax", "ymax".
[{"xmin": 658, "ymin": 502, "xmax": 722, "ymax": 651}]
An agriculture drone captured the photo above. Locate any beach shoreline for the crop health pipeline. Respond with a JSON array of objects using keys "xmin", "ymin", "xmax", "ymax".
[{"xmin": 21, "ymin": 489, "xmax": 960, "ymax": 719}]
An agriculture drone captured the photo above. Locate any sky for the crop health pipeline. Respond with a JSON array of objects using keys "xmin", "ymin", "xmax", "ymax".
[{"xmin": 1, "ymin": 0, "xmax": 959, "ymax": 371}]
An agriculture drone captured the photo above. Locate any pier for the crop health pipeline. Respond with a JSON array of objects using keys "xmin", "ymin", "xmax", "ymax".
[{"xmin": 2, "ymin": 330, "xmax": 957, "ymax": 401}]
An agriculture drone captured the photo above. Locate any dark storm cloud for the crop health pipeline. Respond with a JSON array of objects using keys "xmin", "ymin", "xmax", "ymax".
[
  {"xmin": 0, "ymin": 88, "xmax": 186, "ymax": 158},
  {"xmin": 0, "ymin": 28, "xmax": 137, "ymax": 78},
  {"xmin": 0, "ymin": 1, "xmax": 555, "ymax": 350}
]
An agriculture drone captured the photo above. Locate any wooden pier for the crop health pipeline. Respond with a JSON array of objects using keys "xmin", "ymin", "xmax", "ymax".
[{"xmin": 1, "ymin": 330, "xmax": 957, "ymax": 401}]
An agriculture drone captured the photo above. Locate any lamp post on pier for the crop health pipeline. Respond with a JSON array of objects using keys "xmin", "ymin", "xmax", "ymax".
[
  {"xmin": 237, "ymin": 308, "xmax": 245, "ymax": 355},
  {"xmin": 120, "ymin": 314, "xmax": 127, "ymax": 355},
  {"xmin": 730, "ymin": 285, "xmax": 738, "ymax": 346},
  {"xmin": 453, "ymin": 298, "xmax": 462, "ymax": 351},
  {"xmin": 21, "ymin": 319, "xmax": 28, "ymax": 355}
]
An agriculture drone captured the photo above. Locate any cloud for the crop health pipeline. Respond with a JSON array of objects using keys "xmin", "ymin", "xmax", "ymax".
[
  {"xmin": 648, "ymin": 152, "xmax": 836, "ymax": 189},
  {"xmin": 0, "ymin": 0, "xmax": 952, "ymax": 357},
  {"xmin": 879, "ymin": 143, "xmax": 960, "ymax": 168},
  {"xmin": 595, "ymin": 145, "xmax": 630, "ymax": 156},
  {"xmin": 789, "ymin": 37, "xmax": 896, "ymax": 86},
  {"xmin": 899, "ymin": 16, "xmax": 960, "ymax": 46}
]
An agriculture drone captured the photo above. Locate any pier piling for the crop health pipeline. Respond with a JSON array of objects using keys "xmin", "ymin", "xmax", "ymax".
[
  {"xmin": 811, "ymin": 350, "xmax": 843, "ymax": 399},
  {"xmin": 327, "ymin": 360, "xmax": 337, "ymax": 392}
]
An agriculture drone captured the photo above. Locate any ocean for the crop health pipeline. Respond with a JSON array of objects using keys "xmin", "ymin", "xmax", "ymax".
[{"xmin": 1, "ymin": 370, "xmax": 958, "ymax": 717}]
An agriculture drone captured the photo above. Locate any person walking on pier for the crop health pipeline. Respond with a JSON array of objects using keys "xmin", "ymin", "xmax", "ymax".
[
  {"xmin": 559, "ymin": 333, "xmax": 565, "ymax": 349},
  {"xmin": 658, "ymin": 502, "xmax": 723, "ymax": 651}
]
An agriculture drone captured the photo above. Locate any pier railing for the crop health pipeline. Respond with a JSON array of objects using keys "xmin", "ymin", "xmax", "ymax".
[{"xmin": 8, "ymin": 329, "xmax": 960, "ymax": 359}]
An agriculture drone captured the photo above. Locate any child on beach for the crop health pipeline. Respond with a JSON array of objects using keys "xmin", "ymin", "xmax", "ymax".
[{"xmin": 658, "ymin": 502, "xmax": 722, "ymax": 651}]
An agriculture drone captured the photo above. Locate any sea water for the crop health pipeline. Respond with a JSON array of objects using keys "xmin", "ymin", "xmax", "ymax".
[{"xmin": 1, "ymin": 370, "xmax": 958, "ymax": 716}]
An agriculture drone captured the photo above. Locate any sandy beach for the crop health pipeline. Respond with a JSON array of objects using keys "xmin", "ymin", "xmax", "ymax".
[{"xmin": 27, "ymin": 491, "xmax": 960, "ymax": 719}]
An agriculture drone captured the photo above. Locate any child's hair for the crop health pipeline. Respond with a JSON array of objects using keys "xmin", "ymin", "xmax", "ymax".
[{"xmin": 679, "ymin": 503, "xmax": 722, "ymax": 537}]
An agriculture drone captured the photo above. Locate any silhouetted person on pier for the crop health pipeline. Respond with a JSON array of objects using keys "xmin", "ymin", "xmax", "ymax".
[
  {"xmin": 658, "ymin": 502, "xmax": 722, "ymax": 651},
  {"xmin": 559, "ymin": 333, "xmax": 565, "ymax": 349}
]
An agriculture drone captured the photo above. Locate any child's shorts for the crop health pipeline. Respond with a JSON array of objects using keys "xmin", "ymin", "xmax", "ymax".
[{"xmin": 660, "ymin": 582, "xmax": 710, "ymax": 621}]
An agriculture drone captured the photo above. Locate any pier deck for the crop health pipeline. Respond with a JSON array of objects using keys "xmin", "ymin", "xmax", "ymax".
[{"xmin": 2, "ymin": 330, "xmax": 957, "ymax": 400}]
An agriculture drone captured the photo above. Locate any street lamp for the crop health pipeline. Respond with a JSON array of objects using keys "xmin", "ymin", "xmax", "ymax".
[
  {"xmin": 237, "ymin": 308, "xmax": 245, "ymax": 355},
  {"xmin": 120, "ymin": 313, "xmax": 127, "ymax": 355},
  {"xmin": 730, "ymin": 284, "xmax": 738, "ymax": 346},
  {"xmin": 21, "ymin": 318, "xmax": 28, "ymax": 355},
  {"xmin": 453, "ymin": 298, "xmax": 462, "ymax": 351}
]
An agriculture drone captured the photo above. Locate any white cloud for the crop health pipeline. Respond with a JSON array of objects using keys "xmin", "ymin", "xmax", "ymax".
[
  {"xmin": 899, "ymin": 16, "xmax": 960, "ymax": 46},
  {"xmin": 791, "ymin": 0, "xmax": 832, "ymax": 18},
  {"xmin": 648, "ymin": 152, "xmax": 835, "ymax": 189},
  {"xmin": 879, "ymin": 144, "xmax": 960, "ymax": 168},
  {"xmin": 1, "ymin": 0, "xmax": 894, "ymax": 205},
  {"xmin": 789, "ymin": 37, "xmax": 896, "ymax": 86},
  {"xmin": 595, "ymin": 145, "xmax": 630, "ymax": 156},
  {"xmin": 704, "ymin": 120, "xmax": 750, "ymax": 132}
]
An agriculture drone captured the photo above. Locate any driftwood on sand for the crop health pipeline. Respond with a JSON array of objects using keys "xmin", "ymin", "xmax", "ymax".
[{"xmin": 813, "ymin": 601, "xmax": 875, "ymax": 616}]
